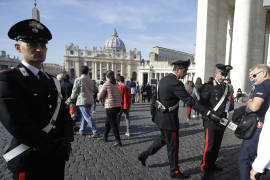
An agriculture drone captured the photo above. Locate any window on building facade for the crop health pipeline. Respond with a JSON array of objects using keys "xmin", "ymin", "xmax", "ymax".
[
  {"xmin": 88, "ymin": 72, "xmax": 92, "ymax": 79},
  {"xmin": 88, "ymin": 61, "xmax": 92, "ymax": 67},
  {"xmin": 132, "ymin": 72, "xmax": 137, "ymax": 81},
  {"xmin": 70, "ymin": 50, "xmax": 74, "ymax": 55},
  {"xmin": 69, "ymin": 61, "xmax": 74, "ymax": 67}
]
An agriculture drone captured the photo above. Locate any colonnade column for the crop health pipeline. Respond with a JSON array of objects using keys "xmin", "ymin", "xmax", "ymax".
[
  {"xmin": 100, "ymin": 62, "xmax": 102, "ymax": 80},
  {"xmin": 94, "ymin": 62, "xmax": 97, "ymax": 80},
  {"xmin": 127, "ymin": 64, "xmax": 131, "ymax": 80},
  {"xmin": 111, "ymin": 63, "xmax": 114, "ymax": 71},
  {"xmin": 148, "ymin": 71, "xmax": 151, "ymax": 84},
  {"xmin": 264, "ymin": 12, "xmax": 270, "ymax": 65},
  {"xmin": 74, "ymin": 59, "xmax": 80, "ymax": 77},
  {"xmin": 92, "ymin": 62, "xmax": 95, "ymax": 80},
  {"xmin": 120, "ymin": 63, "xmax": 123, "ymax": 76},
  {"xmin": 225, "ymin": 13, "xmax": 233, "ymax": 65},
  {"xmin": 230, "ymin": 0, "xmax": 266, "ymax": 92}
]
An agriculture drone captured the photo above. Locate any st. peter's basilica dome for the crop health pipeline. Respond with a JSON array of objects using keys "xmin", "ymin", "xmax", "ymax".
[{"xmin": 104, "ymin": 28, "xmax": 126, "ymax": 53}]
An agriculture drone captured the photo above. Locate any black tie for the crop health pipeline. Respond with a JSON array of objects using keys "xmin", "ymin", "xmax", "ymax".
[{"xmin": 38, "ymin": 71, "xmax": 45, "ymax": 80}]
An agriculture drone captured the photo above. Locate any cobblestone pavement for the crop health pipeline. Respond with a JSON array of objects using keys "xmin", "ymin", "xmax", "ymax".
[{"xmin": 0, "ymin": 102, "xmax": 244, "ymax": 180}]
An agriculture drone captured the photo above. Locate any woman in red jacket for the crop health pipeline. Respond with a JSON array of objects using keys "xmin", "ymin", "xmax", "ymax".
[{"xmin": 117, "ymin": 76, "xmax": 131, "ymax": 136}]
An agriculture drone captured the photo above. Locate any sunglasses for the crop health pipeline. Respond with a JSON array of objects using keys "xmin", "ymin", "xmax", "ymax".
[
  {"xmin": 220, "ymin": 72, "xmax": 228, "ymax": 77},
  {"xmin": 252, "ymin": 71, "xmax": 263, "ymax": 78}
]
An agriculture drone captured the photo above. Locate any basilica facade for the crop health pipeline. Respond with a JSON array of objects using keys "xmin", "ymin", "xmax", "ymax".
[
  {"xmin": 64, "ymin": 29, "xmax": 141, "ymax": 82},
  {"xmin": 139, "ymin": 46, "xmax": 195, "ymax": 85}
]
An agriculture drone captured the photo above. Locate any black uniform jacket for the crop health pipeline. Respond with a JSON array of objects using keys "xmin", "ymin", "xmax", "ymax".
[
  {"xmin": 151, "ymin": 73, "xmax": 199, "ymax": 131},
  {"xmin": 0, "ymin": 64, "xmax": 74, "ymax": 168},
  {"xmin": 199, "ymin": 80, "xmax": 230, "ymax": 118}
]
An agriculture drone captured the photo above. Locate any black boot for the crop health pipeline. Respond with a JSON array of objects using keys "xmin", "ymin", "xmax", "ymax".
[
  {"xmin": 138, "ymin": 153, "xmax": 147, "ymax": 166},
  {"xmin": 212, "ymin": 164, "xmax": 223, "ymax": 172},
  {"xmin": 170, "ymin": 172, "xmax": 190, "ymax": 179},
  {"xmin": 201, "ymin": 171, "xmax": 210, "ymax": 180},
  {"xmin": 113, "ymin": 140, "xmax": 122, "ymax": 147}
]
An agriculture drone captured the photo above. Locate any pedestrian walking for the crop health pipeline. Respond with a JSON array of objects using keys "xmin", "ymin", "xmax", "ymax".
[
  {"xmin": 92, "ymin": 80, "xmax": 98, "ymax": 113},
  {"xmin": 141, "ymin": 84, "xmax": 147, "ymax": 103},
  {"xmin": 192, "ymin": 77, "xmax": 202, "ymax": 117},
  {"xmin": 138, "ymin": 59, "xmax": 201, "ymax": 179},
  {"xmin": 145, "ymin": 83, "xmax": 152, "ymax": 102},
  {"xmin": 98, "ymin": 81, "xmax": 104, "ymax": 106},
  {"xmin": 71, "ymin": 66, "xmax": 99, "ymax": 137},
  {"xmin": 117, "ymin": 76, "xmax": 131, "ymax": 137},
  {"xmin": 186, "ymin": 81, "xmax": 194, "ymax": 120},
  {"xmin": 135, "ymin": 82, "xmax": 141, "ymax": 103},
  {"xmin": 0, "ymin": 19, "xmax": 74, "ymax": 180},
  {"xmin": 236, "ymin": 88, "xmax": 243, "ymax": 103},
  {"xmin": 98, "ymin": 70, "xmax": 122, "ymax": 146},
  {"xmin": 130, "ymin": 79, "xmax": 137, "ymax": 104},
  {"xmin": 61, "ymin": 73, "xmax": 73, "ymax": 103}
]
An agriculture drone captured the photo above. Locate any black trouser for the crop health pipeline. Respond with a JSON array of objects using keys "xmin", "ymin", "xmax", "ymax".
[
  {"xmin": 201, "ymin": 120, "xmax": 225, "ymax": 172},
  {"xmin": 104, "ymin": 107, "xmax": 121, "ymax": 142},
  {"xmin": 140, "ymin": 129, "xmax": 180, "ymax": 175},
  {"xmin": 13, "ymin": 158, "xmax": 65, "ymax": 180}
]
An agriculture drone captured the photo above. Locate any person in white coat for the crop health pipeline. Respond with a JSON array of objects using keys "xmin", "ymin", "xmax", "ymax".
[{"xmin": 250, "ymin": 107, "xmax": 270, "ymax": 180}]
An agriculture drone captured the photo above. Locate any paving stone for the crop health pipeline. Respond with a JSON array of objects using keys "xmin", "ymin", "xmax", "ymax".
[{"xmin": 0, "ymin": 102, "xmax": 245, "ymax": 179}]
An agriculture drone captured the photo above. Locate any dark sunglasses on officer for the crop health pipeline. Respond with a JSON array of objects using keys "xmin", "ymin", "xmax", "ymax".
[{"xmin": 220, "ymin": 72, "xmax": 228, "ymax": 77}]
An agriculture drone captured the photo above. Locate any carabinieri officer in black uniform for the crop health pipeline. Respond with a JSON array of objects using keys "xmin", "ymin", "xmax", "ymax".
[
  {"xmin": 199, "ymin": 64, "xmax": 233, "ymax": 180},
  {"xmin": 138, "ymin": 59, "xmax": 202, "ymax": 179},
  {"xmin": 0, "ymin": 19, "xmax": 73, "ymax": 180}
]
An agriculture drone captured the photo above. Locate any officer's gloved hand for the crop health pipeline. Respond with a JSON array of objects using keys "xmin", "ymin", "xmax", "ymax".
[{"xmin": 207, "ymin": 111, "xmax": 221, "ymax": 123}]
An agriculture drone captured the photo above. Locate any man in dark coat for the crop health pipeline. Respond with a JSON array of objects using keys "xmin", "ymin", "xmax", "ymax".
[
  {"xmin": 0, "ymin": 19, "xmax": 73, "ymax": 180},
  {"xmin": 199, "ymin": 64, "xmax": 233, "ymax": 180},
  {"xmin": 61, "ymin": 73, "xmax": 73, "ymax": 102},
  {"xmin": 138, "ymin": 59, "xmax": 202, "ymax": 179}
]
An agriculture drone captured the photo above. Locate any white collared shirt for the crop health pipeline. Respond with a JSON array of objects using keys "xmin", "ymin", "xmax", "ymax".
[
  {"xmin": 21, "ymin": 60, "xmax": 40, "ymax": 76},
  {"xmin": 214, "ymin": 78, "xmax": 221, "ymax": 86},
  {"xmin": 252, "ymin": 107, "xmax": 270, "ymax": 173},
  {"xmin": 172, "ymin": 72, "xmax": 178, "ymax": 78}
]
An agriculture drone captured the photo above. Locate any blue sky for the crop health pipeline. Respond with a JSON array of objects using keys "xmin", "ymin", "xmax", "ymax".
[{"xmin": 0, "ymin": 0, "xmax": 197, "ymax": 65}]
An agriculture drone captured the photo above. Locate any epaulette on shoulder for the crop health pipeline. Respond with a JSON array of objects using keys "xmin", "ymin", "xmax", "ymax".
[{"xmin": 0, "ymin": 68, "xmax": 18, "ymax": 74}]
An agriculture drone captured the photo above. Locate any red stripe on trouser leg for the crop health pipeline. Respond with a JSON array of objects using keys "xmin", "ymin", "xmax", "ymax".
[
  {"xmin": 173, "ymin": 131, "xmax": 179, "ymax": 174},
  {"xmin": 186, "ymin": 106, "xmax": 191, "ymax": 119},
  {"xmin": 201, "ymin": 128, "xmax": 209, "ymax": 172},
  {"xmin": 18, "ymin": 172, "xmax": 25, "ymax": 180}
]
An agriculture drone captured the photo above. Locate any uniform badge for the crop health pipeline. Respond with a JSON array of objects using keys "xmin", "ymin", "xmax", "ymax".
[
  {"xmin": 19, "ymin": 67, "xmax": 29, "ymax": 76},
  {"xmin": 29, "ymin": 21, "xmax": 44, "ymax": 33},
  {"xmin": 257, "ymin": 121, "xmax": 263, "ymax": 128}
]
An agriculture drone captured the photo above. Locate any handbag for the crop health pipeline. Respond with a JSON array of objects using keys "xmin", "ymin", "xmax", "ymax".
[{"xmin": 234, "ymin": 112, "xmax": 258, "ymax": 140}]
